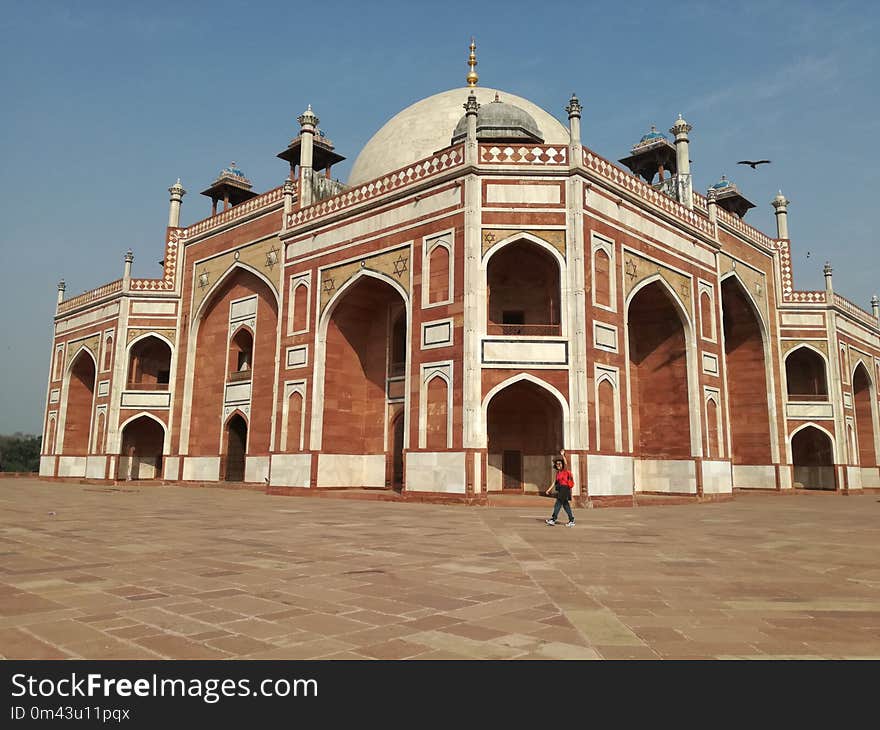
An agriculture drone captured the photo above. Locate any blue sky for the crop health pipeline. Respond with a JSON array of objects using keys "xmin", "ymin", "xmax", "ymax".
[{"xmin": 1, "ymin": 0, "xmax": 877, "ymax": 434}]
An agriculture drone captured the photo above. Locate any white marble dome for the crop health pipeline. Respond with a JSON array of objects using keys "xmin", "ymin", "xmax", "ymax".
[{"xmin": 348, "ymin": 87, "xmax": 570, "ymax": 186}]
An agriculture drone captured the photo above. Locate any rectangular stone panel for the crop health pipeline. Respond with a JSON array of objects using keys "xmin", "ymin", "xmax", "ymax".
[
  {"xmin": 482, "ymin": 339, "xmax": 568, "ymax": 366},
  {"xmin": 245, "ymin": 456, "xmax": 270, "ymax": 484},
  {"xmin": 39, "ymin": 456, "xmax": 55, "ymax": 477},
  {"xmin": 85, "ymin": 456, "xmax": 107, "ymax": 479},
  {"xmin": 57, "ymin": 456, "xmax": 87, "ymax": 478},
  {"xmin": 780, "ymin": 312, "xmax": 824, "ymax": 327},
  {"xmin": 586, "ymin": 454, "xmax": 634, "ymax": 496},
  {"xmin": 286, "ymin": 345, "xmax": 308, "ymax": 369},
  {"xmin": 405, "ymin": 452, "xmax": 466, "ymax": 493},
  {"xmin": 131, "ymin": 301, "xmax": 176, "ymax": 315},
  {"xmin": 701, "ymin": 460, "xmax": 732, "ymax": 494},
  {"xmin": 121, "ymin": 391, "xmax": 171, "ymax": 409},
  {"xmin": 593, "ymin": 322, "xmax": 618, "ymax": 352},
  {"xmin": 785, "ymin": 403, "xmax": 833, "ymax": 420},
  {"xmin": 270, "ymin": 454, "xmax": 312, "ymax": 488},
  {"xmin": 182, "ymin": 457, "xmax": 220, "ymax": 481},
  {"xmin": 422, "ymin": 319, "xmax": 453, "ymax": 348},
  {"xmin": 230, "ymin": 296, "xmax": 257, "ymax": 321},
  {"xmin": 224, "ymin": 382, "xmax": 251, "ymax": 405},
  {"xmin": 163, "ymin": 456, "xmax": 180, "ymax": 481},
  {"xmin": 634, "ymin": 459, "xmax": 696, "ymax": 494},
  {"xmin": 486, "ymin": 183, "xmax": 561, "ymax": 205},
  {"xmin": 861, "ymin": 467, "xmax": 880, "ymax": 488},
  {"xmin": 701, "ymin": 353, "xmax": 719, "ymax": 376},
  {"xmin": 317, "ymin": 454, "xmax": 385, "ymax": 488},
  {"xmin": 732, "ymin": 464, "xmax": 776, "ymax": 489}
]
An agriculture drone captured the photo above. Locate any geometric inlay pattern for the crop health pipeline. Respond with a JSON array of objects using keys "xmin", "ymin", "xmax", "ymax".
[{"xmin": 319, "ymin": 245, "xmax": 411, "ymax": 315}]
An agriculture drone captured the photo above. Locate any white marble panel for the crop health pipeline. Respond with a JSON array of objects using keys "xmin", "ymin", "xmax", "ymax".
[
  {"xmin": 785, "ymin": 403, "xmax": 833, "ymax": 419},
  {"xmin": 837, "ymin": 318, "xmax": 880, "ymax": 347},
  {"xmin": 224, "ymin": 382, "xmax": 251, "ymax": 404},
  {"xmin": 482, "ymin": 339, "xmax": 567, "ymax": 366},
  {"xmin": 593, "ymin": 322, "xmax": 617, "ymax": 352},
  {"xmin": 286, "ymin": 345, "xmax": 308, "ymax": 368},
  {"xmin": 843, "ymin": 392, "xmax": 852, "ymax": 409},
  {"xmin": 732, "ymin": 464, "xmax": 776, "ymax": 489},
  {"xmin": 163, "ymin": 456, "xmax": 180, "ymax": 481},
  {"xmin": 422, "ymin": 320, "xmax": 453, "ymax": 348},
  {"xmin": 245, "ymin": 456, "xmax": 270, "ymax": 484},
  {"xmin": 58, "ymin": 456, "xmax": 87, "ymax": 478},
  {"xmin": 97, "ymin": 381, "xmax": 110, "ymax": 397},
  {"xmin": 85, "ymin": 456, "xmax": 107, "ymax": 479},
  {"xmin": 586, "ymin": 454, "xmax": 634, "ymax": 496},
  {"xmin": 39, "ymin": 456, "xmax": 55, "ymax": 477},
  {"xmin": 405, "ymin": 452, "xmax": 466, "ymax": 493},
  {"xmin": 486, "ymin": 183, "xmax": 561, "ymax": 205},
  {"xmin": 182, "ymin": 456, "xmax": 220, "ymax": 481},
  {"xmin": 701, "ymin": 460, "xmax": 732, "ymax": 494},
  {"xmin": 289, "ymin": 187, "xmax": 460, "ymax": 257},
  {"xmin": 270, "ymin": 454, "xmax": 312, "ymax": 488},
  {"xmin": 846, "ymin": 466, "xmax": 863, "ymax": 490},
  {"xmin": 486, "ymin": 452, "xmax": 502, "ymax": 492},
  {"xmin": 861, "ymin": 467, "xmax": 880, "ymax": 488},
  {"xmin": 317, "ymin": 454, "xmax": 385, "ymax": 488},
  {"xmin": 49, "ymin": 389, "xmax": 60, "ymax": 403},
  {"xmin": 55, "ymin": 302, "xmax": 120, "ymax": 334},
  {"xmin": 121, "ymin": 391, "xmax": 171, "ymax": 409},
  {"xmin": 634, "ymin": 459, "xmax": 696, "ymax": 494},
  {"xmin": 780, "ymin": 312, "xmax": 824, "ymax": 327},
  {"xmin": 118, "ymin": 456, "xmax": 160, "ymax": 480},
  {"xmin": 702, "ymin": 352, "xmax": 719, "ymax": 376},
  {"xmin": 131, "ymin": 301, "xmax": 176, "ymax": 315},
  {"xmin": 778, "ymin": 467, "xmax": 793, "ymax": 490},
  {"xmin": 230, "ymin": 296, "xmax": 257, "ymax": 320}
]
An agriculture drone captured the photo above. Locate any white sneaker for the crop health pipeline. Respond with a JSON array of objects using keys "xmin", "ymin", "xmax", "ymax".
[
  {"xmin": 545, "ymin": 519, "xmax": 556, "ymax": 525},
  {"xmin": 565, "ymin": 521, "xmax": 576, "ymax": 527}
]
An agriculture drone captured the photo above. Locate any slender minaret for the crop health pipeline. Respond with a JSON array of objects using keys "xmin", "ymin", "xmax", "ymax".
[
  {"xmin": 297, "ymin": 105, "xmax": 318, "ymax": 207},
  {"xmin": 871, "ymin": 294, "xmax": 878, "ymax": 321},
  {"xmin": 566, "ymin": 93, "xmax": 582, "ymax": 160},
  {"xmin": 168, "ymin": 179, "xmax": 186, "ymax": 228},
  {"xmin": 670, "ymin": 114, "xmax": 693, "ymax": 208},
  {"xmin": 771, "ymin": 191, "xmax": 790, "ymax": 239},
  {"xmin": 706, "ymin": 186, "xmax": 718, "ymax": 226},
  {"xmin": 56, "ymin": 279, "xmax": 65, "ymax": 312},
  {"xmin": 823, "ymin": 261, "xmax": 834, "ymax": 298},
  {"xmin": 463, "ymin": 40, "xmax": 480, "ymax": 166},
  {"xmin": 123, "ymin": 249, "xmax": 134, "ymax": 292}
]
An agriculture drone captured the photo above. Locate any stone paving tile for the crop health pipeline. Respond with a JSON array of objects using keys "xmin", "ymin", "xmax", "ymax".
[{"xmin": 3, "ymin": 479, "xmax": 880, "ymax": 659}]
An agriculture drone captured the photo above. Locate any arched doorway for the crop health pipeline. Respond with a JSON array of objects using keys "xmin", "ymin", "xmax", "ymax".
[
  {"xmin": 791, "ymin": 426, "xmax": 835, "ymax": 490},
  {"xmin": 119, "ymin": 416, "xmax": 165, "ymax": 480},
  {"xmin": 225, "ymin": 414, "xmax": 247, "ymax": 482},
  {"xmin": 127, "ymin": 336, "xmax": 172, "ymax": 389},
  {"xmin": 486, "ymin": 379, "xmax": 564, "ymax": 492},
  {"xmin": 627, "ymin": 281, "xmax": 692, "ymax": 458},
  {"xmin": 63, "ymin": 350, "xmax": 96, "ymax": 455},
  {"xmin": 785, "ymin": 347, "xmax": 828, "ymax": 401},
  {"xmin": 487, "ymin": 240, "xmax": 561, "ymax": 336},
  {"xmin": 189, "ymin": 268, "xmax": 278, "ymax": 458},
  {"xmin": 321, "ymin": 275, "xmax": 407, "ymax": 486},
  {"xmin": 853, "ymin": 363, "xmax": 877, "ymax": 468},
  {"xmin": 721, "ymin": 277, "xmax": 772, "ymax": 465}
]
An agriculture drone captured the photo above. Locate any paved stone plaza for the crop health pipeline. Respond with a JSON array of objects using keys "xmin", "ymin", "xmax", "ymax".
[{"xmin": 1, "ymin": 479, "xmax": 878, "ymax": 659}]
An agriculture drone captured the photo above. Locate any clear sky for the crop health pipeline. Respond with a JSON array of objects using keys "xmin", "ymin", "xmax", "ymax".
[{"xmin": 1, "ymin": 0, "xmax": 877, "ymax": 434}]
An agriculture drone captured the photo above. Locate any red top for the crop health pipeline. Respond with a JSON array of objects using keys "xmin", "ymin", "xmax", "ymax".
[{"xmin": 555, "ymin": 469, "xmax": 574, "ymax": 488}]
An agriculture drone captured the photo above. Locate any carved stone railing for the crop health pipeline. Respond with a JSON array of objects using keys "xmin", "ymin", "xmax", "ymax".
[
  {"xmin": 487, "ymin": 323, "xmax": 561, "ymax": 337},
  {"xmin": 582, "ymin": 149, "xmax": 714, "ymax": 236},
  {"xmin": 287, "ymin": 145, "xmax": 464, "ymax": 229},
  {"xmin": 57, "ymin": 279, "xmax": 123, "ymax": 314},
  {"xmin": 479, "ymin": 144, "xmax": 568, "ymax": 165},
  {"xmin": 832, "ymin": 293, "xmax": 878, "ymax": 328},
  {"xmin": 311, "ymin": 175, "xmax": 347, "ymax": 202},
  {"xmin": 125, "ymin": 382, "xmax": 169, "ymax": 391},
  {"xmin": 786, "ymin": 393, "xmax": 829, "ymax": 402},
  {"xmin": 228, "ymin": 370, "xmax": 252, "ymax": 383},
  {"xmin": 186, "ymin": 185, "xmax": 284, "ymax": 238}
]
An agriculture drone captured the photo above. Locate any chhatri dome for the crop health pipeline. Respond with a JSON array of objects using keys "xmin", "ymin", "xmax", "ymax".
[{"xmin": 348, "ymin": 42, "xmax": 569, "ymax": 186}]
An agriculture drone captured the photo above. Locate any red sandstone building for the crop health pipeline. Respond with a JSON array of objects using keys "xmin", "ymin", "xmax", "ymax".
[{"xmin": 40, "ymin": 46, "xmax": 880, "ymax": 501}]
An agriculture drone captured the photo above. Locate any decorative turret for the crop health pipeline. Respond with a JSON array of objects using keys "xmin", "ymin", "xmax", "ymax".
[
  {"xmin": 167, "ymin": 179, "xmax": 186, "ymax": 228},
  {"xmin": 200, "ymin": 162, "xmax": 257, "ymax": 216},
  {"xmin": 872, "ymin": 294, "xmax": 879, "ymax": 321},
  {"xmin": 619, "ymin": 125, "xmax": 677, "ymax": 184},
  {"xmin": 56, "ymin": 280, "xmax": 65, "ymax": 310},
  {"xmin": 706, "ymin": 186, "xmax": 718, "ymax": 225},
  {"xmin": 710, "ymin": 175, "xmax": 755, "ymax": 218},
  {"xmin": 670, "ymin": 114, "xmax": 693, "ymax": 209},
  {"xmin": 282, "ymin": 178, "xmax": 296, "ymax": 224},
  {"xmin": 123, "ymin": 249, "xmax": 134, "ymax": 290},
  {"xmin": 823, "ymin": 261, "xmax": 834, "ymax": 298},
  {"xmin": 277, "ymin": 105, "xmax": 345, "ymax": 185},
  {"xmin": 771, "ymin": 191, "xmax": 790, "ymax": 239}
]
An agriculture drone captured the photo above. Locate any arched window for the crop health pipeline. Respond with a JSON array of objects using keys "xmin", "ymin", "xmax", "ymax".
[
  {"xmin": 228, "ymin": 327, "xmax": 254, "ymax": 380},
  {"xmin": 597, "ymin": 378, "xmax": 616, "ymax": 452},
  {"xmin": 706, "ymin": 398, "xmax": 719, "ymax": 458},
  {"xmin": 389, "ymin": 309, "xmax": 407, "ymax": 377},
  {"xmin": 425, "ymin": 376, "xmax": 448, "ymax": 450},
  {"xmin": 594, "ymin": 248, "xmax": 611, "ymax": 308},
  {"xmin": 127, "ymin": 336, "xmax": 172, "ymax": 389},
  {"xmin": 785, "ymin": 347, "xmax": 828, "ymax": 401},
  {"xmin": 427, "ymin": 245, "xmax": 450, "ymax": 304},
  {"xmin": 792, "ymin": 425, "xmax": 835, "ymax": 490},
  {"xmin": 700, "ymin": 292, "xmax": 713, "ymax": 340},
  {"xmin": 292, "ymin": 283, "xmax": 309, "ymax": 333},
  {"xmin": 102, "ymin": 335, "xmax": 113, "ymax": 371},
  {"xmin": 286, "ymin": 390, "xmax": 304, "ymax": 452},
  {"xmin": 487, "ymin": 240, "xmax": 561, "ymax": 336}
]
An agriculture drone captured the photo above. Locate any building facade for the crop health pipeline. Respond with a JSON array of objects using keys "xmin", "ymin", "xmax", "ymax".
[{"xmin": 40, "ymin": 48, "xmax": 880, "ymax": 502}]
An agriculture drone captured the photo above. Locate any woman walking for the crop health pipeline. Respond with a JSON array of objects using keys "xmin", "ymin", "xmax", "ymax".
[{"xmin": 545, "ymin": 455, "xmax": 575, "ymax": 527}]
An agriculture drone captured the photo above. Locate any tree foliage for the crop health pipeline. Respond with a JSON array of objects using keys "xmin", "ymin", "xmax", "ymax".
[{"xmin": 0, "ymin": 433, "xmax": 42, "ymax": 473}]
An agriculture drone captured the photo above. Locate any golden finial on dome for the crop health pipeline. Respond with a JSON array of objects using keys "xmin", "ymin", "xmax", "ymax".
[{"xmin": 466, "ymin": 38, "xmax": 478, "ymax": 87}]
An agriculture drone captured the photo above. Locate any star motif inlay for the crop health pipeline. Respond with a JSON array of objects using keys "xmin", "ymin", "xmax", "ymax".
[
  {"xmin": 198, "ymin": 269, "xmax": 210, "ymax": 289},
  {"xmin": 265, "ymin": 246, "xmax": 279, "ymax": 270},
  {"xmin": 624, "ymin": 260, "xmax": 638, "ymax": 282},
  {"xmin": 323, "ymin": 277, "xmax": 335, "ymax": 294},
  {"xmin": 392, "ymin": 254, "xmax": 408, "ymax": 278},
  {"xmin": 483, "ymin": 231, "xmax": 496, "ymax": 245}
]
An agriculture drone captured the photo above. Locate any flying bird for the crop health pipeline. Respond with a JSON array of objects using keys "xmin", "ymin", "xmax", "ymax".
[{"xmin": 737, "ymin": 159, "xmax": 771, "ymax": 169}]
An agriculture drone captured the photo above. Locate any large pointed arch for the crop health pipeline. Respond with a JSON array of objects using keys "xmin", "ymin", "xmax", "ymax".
[
  {"xmin": 789, "ymin": 422, "xmax": 837, "ymax": 490},
  {"xmin": 852, "ymin": 360, "xmax": 879, "ymax": 468},
  {"xmin": 624, "ymin": 274, "xmax": 700, "ymax": 457},
  {"xmin": 118, "ymin": 412, "xmax": 167, "ymax": 480},
  {"xmin": 59, "ymin": 347, "xmax": 98, "ymax": 456},
  {"xmin": 480, "ymin": 372, "xmax": 571, "ymax": 449},
  {"xmin": 310, "ymin": 268, "xmax": 411, "ymax": 452}
]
